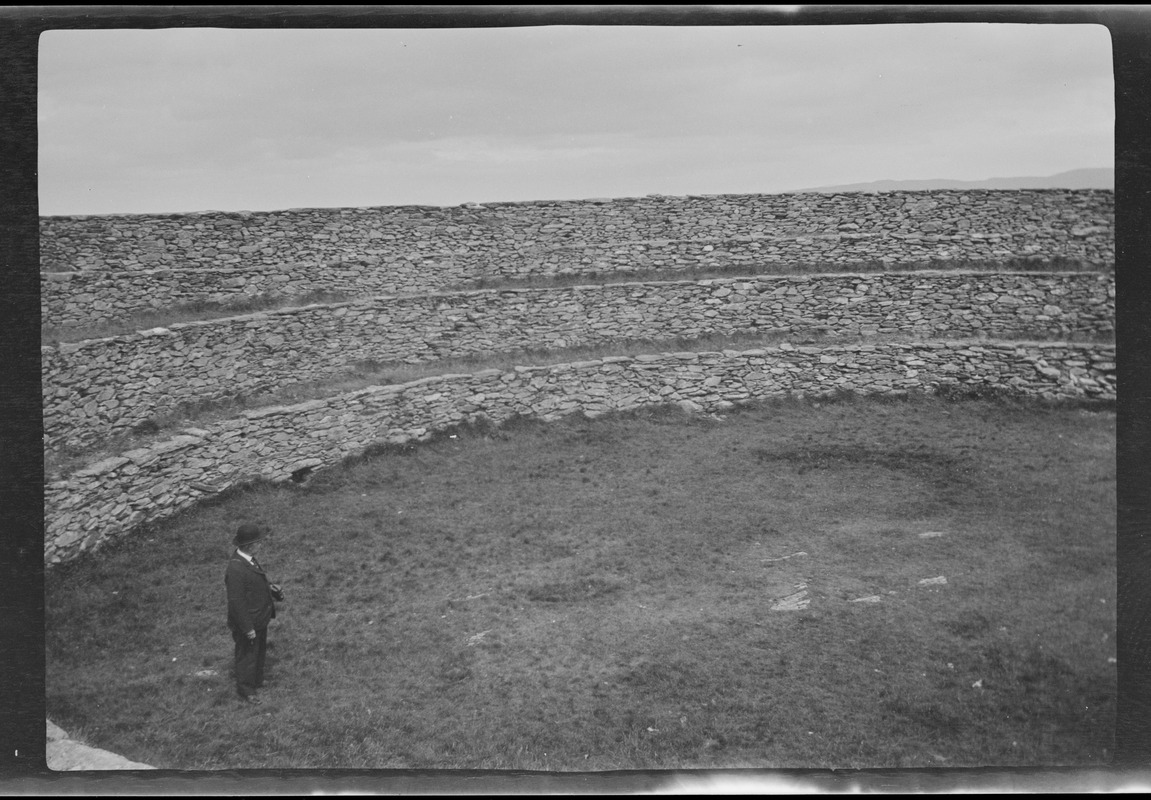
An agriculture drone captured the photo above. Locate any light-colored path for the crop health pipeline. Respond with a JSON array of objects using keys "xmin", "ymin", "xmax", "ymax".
[{"xmin": 46, "ymin": 719, "xmax": 156, "ymax": 771}]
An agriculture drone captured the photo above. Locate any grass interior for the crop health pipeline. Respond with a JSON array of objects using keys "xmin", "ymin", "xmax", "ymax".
[{"xmin": 45, "ymin": 394, "xmax": 1116, "ymax": 770}]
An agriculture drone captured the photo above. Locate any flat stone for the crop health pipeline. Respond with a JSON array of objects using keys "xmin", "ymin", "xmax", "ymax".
[
  {"xmin": 179, "ymin": 428, "xmax": 211, "ymax": 438},
  {"xmin": 73, "ymin": 456, "xmax": 129, "ymax": 478},
  {"xmin": 771, "ymin": 584, "xmax": 810, "ymax": 611},
  {"xmin": 47, "ymin": 739, "xmax": 157, "ymax": 771},
  {"xmin": 243, "ymin": 405, "xmax": 292, "ymax": 419},
  {"xmin": 45, "ymin": 720, "xmax": 157, "ymax": 770},
  {"xmin": 763, "ymin": 551, "xmax": 807, "ymax": 563}
]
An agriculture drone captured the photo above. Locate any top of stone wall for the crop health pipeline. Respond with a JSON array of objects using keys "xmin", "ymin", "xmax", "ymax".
[{"xmin": 39, "ymin": 188, "xmax": 1115, "ymax": 222}]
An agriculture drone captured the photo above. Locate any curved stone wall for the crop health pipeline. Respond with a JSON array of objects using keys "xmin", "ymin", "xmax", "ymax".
[
  {"xmin": 44, "ymin": 340, "xmax": 1115, "ymax": 566},
  {"xmin": 41, "ymin": 232, "xmax": 1114, "ymax": 331},
  {"xmin": 43, "ymin": 271, "xmax": 1114, "ymax": 449},
  {"xmin": 39, "ymin": 190, "xmax": 1116, "ymax": 272},
  {"xmin": 40, "ymin": 189, "xmax": 1114, "ymax": 328},
  {"xmin": 39, "ymin": 189, "xmax": 1119, "ymax": 569}
]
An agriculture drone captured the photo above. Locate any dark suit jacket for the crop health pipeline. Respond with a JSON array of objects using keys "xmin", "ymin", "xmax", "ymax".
[{"xmin": 225, "ymin": 552, "xmax": 277, "ymax": 634}]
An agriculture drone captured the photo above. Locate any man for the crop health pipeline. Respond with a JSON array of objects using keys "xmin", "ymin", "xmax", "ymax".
[{"xmin": 225, "ymin": 523, "xmax": 284, "ymax": 705}]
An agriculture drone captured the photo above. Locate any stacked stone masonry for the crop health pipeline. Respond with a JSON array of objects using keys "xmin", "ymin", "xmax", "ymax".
[
  {"xmin": 43, "ymin": 271, "xmax": 1114, "ymax": 449},
  {"xmin": 44, "ymin": 340, "xmax": 1115, "ymax": 566},
  {"xmin": 41, "ymin": 190, "xmax": 1113, "ymax": 328},
  {"xmin": 41, "ymin": 189, "xmax": 1117, "ymax": 568}
]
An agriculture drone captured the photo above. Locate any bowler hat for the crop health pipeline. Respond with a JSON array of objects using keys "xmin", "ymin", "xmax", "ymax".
[{"xmin": 233, "ymin": 523, "xmax": 266, "ymax": 548}]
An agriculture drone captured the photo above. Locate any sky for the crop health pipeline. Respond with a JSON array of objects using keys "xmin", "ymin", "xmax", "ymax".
[{"xmin": 37, "ymin": 21, "xmax": 1114, "ymax": 216}]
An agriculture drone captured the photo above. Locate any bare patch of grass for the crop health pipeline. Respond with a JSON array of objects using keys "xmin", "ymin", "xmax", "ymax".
[
  {"xmin": 45, "ymin": 396, "xmax": 1115, "ymax": 770},
  {"xmin": 520, "ymin": 577, "xmax": 625, "ymax": 603}
]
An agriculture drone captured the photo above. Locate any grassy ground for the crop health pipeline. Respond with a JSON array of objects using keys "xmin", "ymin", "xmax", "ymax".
[{"xmin": 45, "ymin": 394, "xmax": 1116, "ymax": 770}]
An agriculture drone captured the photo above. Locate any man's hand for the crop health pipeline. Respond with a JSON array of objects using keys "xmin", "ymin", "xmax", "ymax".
[{"xmin": 247, "ymin": 630, "xmax": 257, "ymax": 642}]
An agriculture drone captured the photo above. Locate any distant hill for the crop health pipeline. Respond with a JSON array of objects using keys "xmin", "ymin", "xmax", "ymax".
[{"xmin": 788, "ymin": 167, "xmax": 1114, "ymax": 194}]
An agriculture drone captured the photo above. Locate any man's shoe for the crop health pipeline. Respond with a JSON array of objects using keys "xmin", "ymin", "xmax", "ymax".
[{"xmin": 239, "ymin": 694, "xmax": 262, "ymax": 705}]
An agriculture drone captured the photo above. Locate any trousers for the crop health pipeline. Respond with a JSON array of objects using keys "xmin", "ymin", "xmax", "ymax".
[{"xmin": 231, "ymin": 626, "xmax": 268, "ymax": 697}]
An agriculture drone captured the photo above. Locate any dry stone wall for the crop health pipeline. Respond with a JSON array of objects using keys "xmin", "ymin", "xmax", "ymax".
[
  {"xmin": 43, "ymin": 271, "xmax": 1114, "ymax": 449},
  {"xmin": 42, "ymin": 233, "xmax": 1116, "ymax": 331},
  {"xmin": 44, "ymin": 340, "xmax": 1116, "ymax": 565},
  {"xmin": 39, "ymin": 189, "xmax": 1119, "ymax": 569},
  {"xmin": 41, "ymin": 190, "xmax": 1114, "ymax": 328}
]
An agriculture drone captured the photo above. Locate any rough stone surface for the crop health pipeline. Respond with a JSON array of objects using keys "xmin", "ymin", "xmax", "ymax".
[
  {"xmin": 39, "ymin": 191, "xmax": 1117, "ymax": 572},
  {"xmin": 44, "ymin": 339, "xmax": 1115, "ymax": 567},
  {"xmin": 41, "ymin": 190, "xmax": 1114, "ymax": 327},
  {"xmin": 42, "ymin": 271, "xmax": 1114, "ymax": 449}
]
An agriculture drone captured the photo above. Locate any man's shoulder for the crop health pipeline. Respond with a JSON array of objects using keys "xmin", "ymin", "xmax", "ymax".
[{"xmin": 225, "ymin": 555, "xmax": 250, "ymax": 574}]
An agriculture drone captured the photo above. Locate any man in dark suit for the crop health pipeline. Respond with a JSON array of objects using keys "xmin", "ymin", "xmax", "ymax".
[{"xmin": 225, "ymin": 523, "xmax": 284, "ymax": 705}]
